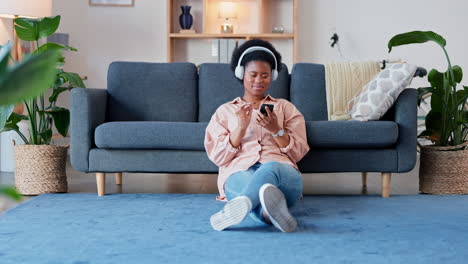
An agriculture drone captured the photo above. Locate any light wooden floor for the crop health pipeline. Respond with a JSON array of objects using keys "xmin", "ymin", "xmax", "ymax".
[{"xmin": 0, "ymin": 154, "xmax": 421, "ymax": 199}]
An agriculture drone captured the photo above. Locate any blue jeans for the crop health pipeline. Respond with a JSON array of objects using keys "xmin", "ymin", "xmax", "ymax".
[{"xmin": 224, "ymin": 161, "xmax": 303, "ymax": 225}]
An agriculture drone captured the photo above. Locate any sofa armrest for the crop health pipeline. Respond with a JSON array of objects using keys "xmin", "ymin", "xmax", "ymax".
[
  {"xmin": 393, "ymin": 88, "xmax": 418, "ymax": 172},
  {"xmin": 70, "ymin": 88, "xmax": 107, "ymax": 172}
]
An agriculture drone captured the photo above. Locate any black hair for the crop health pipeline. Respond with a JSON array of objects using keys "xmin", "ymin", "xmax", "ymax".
[{"xmin": 230, "ymin": 39, "xmax": 283, "ymax": 75}]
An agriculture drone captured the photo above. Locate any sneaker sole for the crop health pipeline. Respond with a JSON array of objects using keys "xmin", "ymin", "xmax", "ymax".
[
  {"xmin": 260, "ymin": 184, "xmax": 297, "ymax": 232},
  {"xmin": 210, "ymin": 196, "xmax": 252, "ymax": 231}
]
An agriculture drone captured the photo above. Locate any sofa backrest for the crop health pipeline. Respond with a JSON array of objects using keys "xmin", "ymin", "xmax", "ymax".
[
  {"xmin": 290, "ymin": 63, "xmax": 328, "ymax": 121},
  {"xmin": 106, "ymin": 62, "xmax": 198, "ymax": 122},
  {"xmin": 197, "ymin": 63, "xmax": 290, "ymax": 122}
]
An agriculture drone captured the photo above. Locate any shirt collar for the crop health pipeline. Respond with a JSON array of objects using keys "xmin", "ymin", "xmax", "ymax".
[{"xmin": 229, "ymin": 94, "xmax": 278, "ymax": 104}]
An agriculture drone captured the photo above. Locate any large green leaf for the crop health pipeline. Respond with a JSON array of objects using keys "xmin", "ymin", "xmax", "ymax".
[
  {"xmin": 428, "ymin": 69, "xmax": 444, "ymax": 89},
  {"xmin": 0, "ymin": 49, "xmax": 62, "ymax": 105},
  {"xmin": 0, "ymin": 186, "xmax": 22, "ymax": 201},
  {"xmin": 464, "ymin": 86, "xmax": 468, "ymax": 108},
  {"xmin": 41, "ymin": 107, "xmax": 70, "ymax": 137},
  {"xmin": 430, "ymin": 92, "xmax": 444, "ymax": 113},
  {"xmin": 37, "ymin": 43, "xmax": 77, "ymax": 64},
  {"xmin": 13, "ymin": 18, "xmax": 35, "ymax": 41},
  {"xmin": 49, "ymin": 87, "xmax": 69, "ymax": 103},
  {"xmin": 37, "ymin": 43, "xmax": 66, "ymax": 62},
  {"xmin": 38, "ymin": 128, "xmax": 52, "ymax": 144},
  {"xmin": 425, "ymin": 110, "xmax": 442, "ymax": 134},
  {"xmin": 452, "ymin": 65, "xmax": 463, "ymax": 84},
  {"xmin": 0, "ymin": 42, "xmax": 11, "ymax": 73},
  {"xmin": 14, "ymin": 16, "xmax": 61, "ymax": 41},
  {"xmin": 455, "ymin": 90, "xmax": 466, "ymax": 106},
  {"xmin": 0, "ymin": 104, "xmax": 14, "ymax": 131},
  {"xmin": 417, "ymin": 87, "xmax": 435, "ymax": 106},
  {"xmin": 388, "ymin": 31, "xmax": 446, "ymax": 53},
  {"xmin": 1, "ymin": 112, "xmax": 28, "ymax": 133},
  {"xmin": 59, "ymin": 71, "xmax": 86, "ymax": 88}
]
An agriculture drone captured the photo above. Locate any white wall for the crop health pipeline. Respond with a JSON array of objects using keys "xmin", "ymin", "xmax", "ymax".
[{"xmin": 299, "ymin": 0, "xmax": 467, "ymax": 88}]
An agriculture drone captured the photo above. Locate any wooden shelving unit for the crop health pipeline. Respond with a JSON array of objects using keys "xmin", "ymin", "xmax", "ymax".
[{"xmin": 167, "ymin": 0, "xmax": 298, "ymax": 63}]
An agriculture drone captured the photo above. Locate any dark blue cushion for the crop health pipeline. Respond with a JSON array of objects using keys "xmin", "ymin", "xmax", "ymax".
[
  {"xmin": 291, "ymin": 63, "xmax": 328, "ymax": 121},
  {"xmin": 95, "ymin": 122, "xmax": 207, "ymax": 150},
  {"xmin": 306, "ymin": 121, "xmax": 398, "ymax": 148},
  {"xmin": 106, "ymin": 62, "xmax": 198, "ymax": 122},
  {"xmin": 197, "ymin": 63, "xmax": 290, "ymax": 122}
]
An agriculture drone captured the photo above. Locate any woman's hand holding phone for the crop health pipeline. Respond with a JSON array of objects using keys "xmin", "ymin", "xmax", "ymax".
[{"xmin": 257, "ymin": 104, "xmax": 281, "ymax": 134}]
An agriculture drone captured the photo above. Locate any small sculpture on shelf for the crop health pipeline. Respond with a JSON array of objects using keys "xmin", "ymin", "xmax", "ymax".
[
  {"xmin": 272, "ymin": 25, "xmax": 285, "ymax": 34},
  {"xmin": 179, "ymin": 5, "xmax": 195, "ymax": 33}
]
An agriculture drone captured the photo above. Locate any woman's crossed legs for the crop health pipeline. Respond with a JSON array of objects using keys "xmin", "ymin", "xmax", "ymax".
[{"xmin": 214, "ymin": 161, "xmax": 302, "ymax": 231}]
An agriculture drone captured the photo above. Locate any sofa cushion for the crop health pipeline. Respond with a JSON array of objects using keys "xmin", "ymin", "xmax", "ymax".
[
  {"xmin": 95, "ymin": 122, "xmax": 207, "ymax": 150},
  {"xmin": 290, "ymin": 63, "xmax": 328, "ymax": 121},
  {"xmin": 348, "ymin": 63, "xmax": 417, "ymax": 121},
  {"xmin": 106, "ymin": 62, "xmax": 198, "ymax": 122},
  {"xmin": 197, "ymin": 63, "xmax": 290, "ymax": 122},
  {"xmin": 306, "ymin": 120, "xmax": 398, "ymax": 148}
]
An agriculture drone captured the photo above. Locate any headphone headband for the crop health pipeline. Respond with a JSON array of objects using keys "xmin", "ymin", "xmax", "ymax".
[
  {"xmin": 236, "ymin": 46, "xmax": 278, "ymax": 71},
  {"xmin": 234, "ymin": 46, "xmax": 279, "ymax": 80}
]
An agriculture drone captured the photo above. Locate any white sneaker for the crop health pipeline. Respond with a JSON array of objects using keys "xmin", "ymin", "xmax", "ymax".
[
  {"xmin": 259, "ymin": 183, "xmax": 297, "ymax": 232},
  {"xmin": 210, "ymin": 196, "xmax": 252, "ymax": 231}
]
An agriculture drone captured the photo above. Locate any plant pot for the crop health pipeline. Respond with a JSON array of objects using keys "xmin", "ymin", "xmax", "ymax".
[
  {"xmin": 13, "ymin": 140, "xmax": 69, "ymax": 195},
  {"xmin": 419, "ymin": 142, "xmax": 468, "ymax": 194}
]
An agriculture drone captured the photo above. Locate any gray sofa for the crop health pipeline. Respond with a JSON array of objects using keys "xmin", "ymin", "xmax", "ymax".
[{"xmin": 70, "ymin": 62, "xmax": 417, "ymax": 197}]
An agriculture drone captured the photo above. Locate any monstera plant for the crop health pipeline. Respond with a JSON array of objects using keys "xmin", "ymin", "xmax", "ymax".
[
  {"xmin": 0, "ymin": 41, "xmax": 61, "ymax": 201},
  {"xmin": 0, "ymin": 15, "xmax": 86, "ymax": 145},
  {"xmin": 0, "ymin": 15, "xmax": 85, "ymax": 197},
  {"xmin": 388, "ymin": 31, "xmax": 467, "ymax": 147},
  {"xmin": 388, "ymin": 31, "xmax": 468, "ymax": 195}
]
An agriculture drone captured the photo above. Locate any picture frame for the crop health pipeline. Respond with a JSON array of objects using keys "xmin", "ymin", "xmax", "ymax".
[{"xmin": 89, "ymin": 0, "xmax": 135, "ymax": 7}]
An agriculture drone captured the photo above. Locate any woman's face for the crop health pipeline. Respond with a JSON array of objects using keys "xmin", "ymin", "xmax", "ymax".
[{"xmin": 243, "ymin": 60, "xmax": 272, "ymax": 97}]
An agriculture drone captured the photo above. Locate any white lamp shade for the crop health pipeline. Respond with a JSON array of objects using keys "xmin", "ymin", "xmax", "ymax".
[
  {"xmin": 218, "ymin": 2, "xmax": 237, "ymax": 19},
  {"xmin": 0, "ymin": 0, "xmax": 52, "ymax": 18}
]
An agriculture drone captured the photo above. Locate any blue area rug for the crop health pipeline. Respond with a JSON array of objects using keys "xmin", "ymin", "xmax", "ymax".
[{"xmin": 0, "ymin": 193, "xmax": 467, "ymax": 264}]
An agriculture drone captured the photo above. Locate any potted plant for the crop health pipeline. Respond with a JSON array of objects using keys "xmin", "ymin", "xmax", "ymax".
[
  {"xmin": 0, "ymin": 15, "xmax": 86, "ymax": 195},
  {"xmin": 0, "ymin": 39, "xmax": 61, "ymax": 200},
  {"xmin": 388, "ymin": 31, "xmax": 468, "ymax": 194}
]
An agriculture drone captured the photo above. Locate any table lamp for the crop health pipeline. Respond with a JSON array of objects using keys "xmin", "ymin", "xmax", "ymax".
[
  {"xmin": 0, "ymin": 0, "xmax": 52, "ymax": 60},
  {"xmin": 218, "ymin": 1, "xmax": 237, "ymax": 33}
]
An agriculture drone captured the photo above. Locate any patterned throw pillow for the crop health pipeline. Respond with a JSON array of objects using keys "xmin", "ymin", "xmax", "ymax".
[{"xmin": 347, "ymin": 63, "xmax": 417, "ymax": 121}]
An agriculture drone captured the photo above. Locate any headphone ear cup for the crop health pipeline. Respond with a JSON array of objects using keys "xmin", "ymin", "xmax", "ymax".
[
  {"xmin": 235, "ymin": 66, "xmax": 244, "ymax": 80},
  {"xmin": 271, "ymin": 69, "xmax": 278, "ymax": 81}
]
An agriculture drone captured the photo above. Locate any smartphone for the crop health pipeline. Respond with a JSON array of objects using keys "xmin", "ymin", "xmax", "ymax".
[{"xmin": 260, "ymin": 104, "xmax": 274, "ymax": 116}]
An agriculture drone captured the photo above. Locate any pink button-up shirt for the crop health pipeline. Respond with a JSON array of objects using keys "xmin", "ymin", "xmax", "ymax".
[{"xmin": 204, "ymin": 94, "xmax": 310, "ymax": 201}]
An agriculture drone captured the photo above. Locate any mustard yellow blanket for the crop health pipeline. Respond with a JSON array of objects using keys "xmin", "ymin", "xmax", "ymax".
[{"xmin": 325, "ymin": 61, "xmax": 381, "ymax": 120}]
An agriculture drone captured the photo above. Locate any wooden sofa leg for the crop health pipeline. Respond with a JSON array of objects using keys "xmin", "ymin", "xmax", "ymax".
[
  {"xmin": 381, "ymin": 172, "xmax": 391, "ymax": 198},
  {"xmin": 115, "ymin": 172, "xmax": 123, "ymax": 185},
  {"xmin": 96, "ymin": 173, "xmax": 106, "ymax": 196},
  {"xmin": 362, "ymin": 172, "xmax": 367, "ymax": 187}
]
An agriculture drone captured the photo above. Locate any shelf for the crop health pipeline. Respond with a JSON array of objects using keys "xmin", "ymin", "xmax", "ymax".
[
  {"xmin": 167, "ymin": 0, "xmax": 298, "ymax": 63},
  {"xmin": 169, "ymin": 33, "xmax": 295, "ymax": 39}
]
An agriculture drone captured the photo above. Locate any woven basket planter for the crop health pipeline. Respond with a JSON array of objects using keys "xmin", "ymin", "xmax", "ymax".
[
  {"xmin": 419, "ymin": 142, "xmax": 468, "ymax": 194},
  {"xmin": 13, "ymin": 140, "xmax": 69, "ymax": 195}
]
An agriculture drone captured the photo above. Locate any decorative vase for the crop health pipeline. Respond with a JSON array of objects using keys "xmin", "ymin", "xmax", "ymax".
[{"xmin": 179, "ymin": 5, "xmax": 193, "ymax": 30}]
